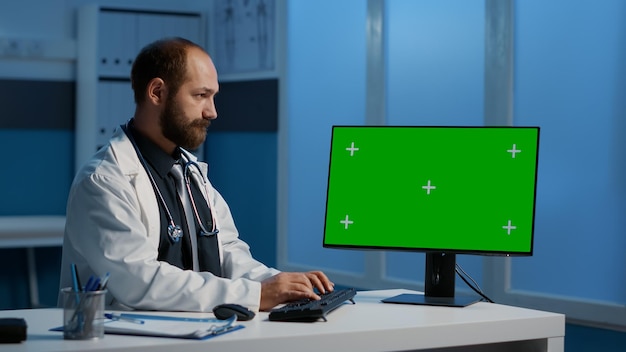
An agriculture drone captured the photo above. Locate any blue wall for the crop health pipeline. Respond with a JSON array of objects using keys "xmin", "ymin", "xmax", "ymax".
[
  {"xmin": 285, "ymin": 0, "xmax": 368, "ymax": 272},
  {"xmin": 0, "ymin": 130, "xmax": 73, "ymax": 215},
  {"xmin": 205, "ymin": 132, "xmax": 277, "ymax": 267},
  {"xmin": 512, "ymin": 0, "xmax": 626, "ymax": 303},
  {"xmin": 0, "ymin": 129, "xmax": 71, "ymax": 309},
  {"xmin": 283, "ymin": 0, "xmax": 626, "ymax": 351}
]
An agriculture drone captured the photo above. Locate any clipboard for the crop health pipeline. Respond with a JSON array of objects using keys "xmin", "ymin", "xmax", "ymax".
[{"xmin": 51, "ymin": 313, "xmax": 243, "ymax": 340}]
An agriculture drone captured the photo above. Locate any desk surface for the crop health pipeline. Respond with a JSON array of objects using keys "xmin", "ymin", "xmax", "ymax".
[{"xmin": 0, "ymin": 289, "xmax": 564, "ymax": 352}]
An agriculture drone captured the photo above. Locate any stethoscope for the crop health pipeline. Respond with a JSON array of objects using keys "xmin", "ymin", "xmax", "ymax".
[
  {"xmin": 121, "ymin": 121, "xmax": 219, "ymax": 243},
  {"xmin": 181, "ymin": 160, "xmax": 220, "ymax": 239}
]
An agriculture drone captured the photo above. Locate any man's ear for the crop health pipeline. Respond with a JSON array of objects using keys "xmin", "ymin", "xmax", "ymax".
[{"xmin": 146, "ymin": 78, "xmax": 167, "ymax": 105}]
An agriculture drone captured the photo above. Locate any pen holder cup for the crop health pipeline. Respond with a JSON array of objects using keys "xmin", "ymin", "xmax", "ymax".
[{"xmin": 60, "ymin": 287, "xmax": 107, "ymax": 340}]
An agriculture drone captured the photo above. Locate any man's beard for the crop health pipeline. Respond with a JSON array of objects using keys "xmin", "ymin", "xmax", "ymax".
[{"xmin": 160, "ymin": 97, "xmax": 210, "ymax": 151}]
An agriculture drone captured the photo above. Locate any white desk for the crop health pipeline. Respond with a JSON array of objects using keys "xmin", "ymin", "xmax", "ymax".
[
  {"xmin": 0, "ymin": 289, "xmax": 564, "ymax": 352},
  {"xmin": 0, "ymin": 216, "xmax": 66, "ymax": 308},
  {"xmin": 0, "ymin": 216, "xmax": 65, "ymax": 248}
]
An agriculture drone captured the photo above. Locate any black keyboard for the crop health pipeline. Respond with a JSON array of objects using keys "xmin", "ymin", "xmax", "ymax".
[{"xmin": 268, "ymin": 288, "xmax": 357, "ymax": 322}]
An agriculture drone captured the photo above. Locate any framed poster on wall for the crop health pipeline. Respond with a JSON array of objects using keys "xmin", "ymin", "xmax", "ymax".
[{"xmin": 211, "ymin": 0, "xmax": 276, "ymax": 79}]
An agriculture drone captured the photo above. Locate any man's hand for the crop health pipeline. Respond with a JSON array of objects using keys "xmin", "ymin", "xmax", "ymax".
[{"xmin": 259, "ymin": 271, "xmax": 334, "ymax": 311}]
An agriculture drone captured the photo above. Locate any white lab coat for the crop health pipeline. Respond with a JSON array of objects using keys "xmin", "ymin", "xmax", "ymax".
[{"xmin": 59, "ymin": 128, "xmax": 279, "ymax": 312}]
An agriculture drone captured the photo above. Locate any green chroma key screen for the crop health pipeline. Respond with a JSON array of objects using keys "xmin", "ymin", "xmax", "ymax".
[{"xmin": 323, "ymin": 126, "xmax": 539, "ymax": 255}]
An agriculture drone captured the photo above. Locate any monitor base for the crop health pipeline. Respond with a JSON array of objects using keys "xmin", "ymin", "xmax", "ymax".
[{"xmin": 381, "ymin": 293, "xmax": 481, "ymax": 308}]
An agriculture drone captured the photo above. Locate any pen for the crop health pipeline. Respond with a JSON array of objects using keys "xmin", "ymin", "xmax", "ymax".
[
  {"xmin": 105, "ymin": 313, "xmax": 145, "ymax": 324},
  {"xmin": 84, "ymin": 276, "xmax": 94, "ymax": 292},
  {"xmin": 98, "ymin": 272, "xmax": 110, "ymax": 290},
  {"xmin": 87, "ymin": 277, "xmax": 101, "ymax": 292},
  {"xmin": 70, "ymin": 263, "xmax": 82, "ymax": 292},
  {"xmin": 70, "ymin": 263, "xmax": 81, "ymax": 306}
]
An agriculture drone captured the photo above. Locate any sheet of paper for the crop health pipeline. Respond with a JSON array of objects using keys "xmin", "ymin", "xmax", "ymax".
[{"xmin": 102, "ymin": 314, "xmax": 240, "ymax": 339}]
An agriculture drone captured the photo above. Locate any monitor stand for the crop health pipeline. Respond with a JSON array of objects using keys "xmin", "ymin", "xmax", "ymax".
[
  {"xmin": 382, "ymin": 292, "xmax": 480, "ymax": 307},
  {"xmin": 381, "ymin": 252, "xmax": 481, "ymax": 308}
]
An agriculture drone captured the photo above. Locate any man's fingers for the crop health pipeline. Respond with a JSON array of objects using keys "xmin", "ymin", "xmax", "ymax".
[
  {"xmin": 305, "ymin": 271, "xmax": 334, "ymax": 294},
  {"xmin": 260, "ymin": 271, "xmax": 335, "ymax": 310}
]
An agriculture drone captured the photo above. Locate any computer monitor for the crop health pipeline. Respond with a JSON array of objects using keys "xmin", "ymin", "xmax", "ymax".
[{"xmin": 323, "ymin": 126, "xmax": 540, "ymax": 307}]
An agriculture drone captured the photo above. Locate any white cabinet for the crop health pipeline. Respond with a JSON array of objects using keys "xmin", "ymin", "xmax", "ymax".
[
  {"xmin": 97, "ymin": 11, "xmax": 136, "ymax": 78},
  {"xmin": 75, "ymin": 5, "xmax": 205, "ymax": 171}
]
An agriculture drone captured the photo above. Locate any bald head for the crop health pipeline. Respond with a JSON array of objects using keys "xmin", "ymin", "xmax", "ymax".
[{"xmin": 131, "ymin": 37, "xmax": 208, "ymax": 105}]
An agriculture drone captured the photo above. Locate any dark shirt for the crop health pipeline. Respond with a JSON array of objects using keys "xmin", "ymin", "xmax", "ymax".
[{"xmin": 126, "ymin": 123, "xmax": 222, "ymax": 276}]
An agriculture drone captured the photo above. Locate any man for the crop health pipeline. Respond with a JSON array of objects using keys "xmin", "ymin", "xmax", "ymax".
[{"xmin": 59, "ymin": 37, "xmax": 333, "ymax": 312}]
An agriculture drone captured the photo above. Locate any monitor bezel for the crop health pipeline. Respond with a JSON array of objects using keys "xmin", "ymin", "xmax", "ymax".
[{"xmin": 322, "ymin": 125, "xmax": 540, "ymax": 258}]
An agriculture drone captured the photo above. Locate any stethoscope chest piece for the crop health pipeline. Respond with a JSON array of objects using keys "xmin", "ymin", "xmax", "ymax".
[{"xmin": 168, "ymin": 224, "xmax": 184, "ymax": 243}]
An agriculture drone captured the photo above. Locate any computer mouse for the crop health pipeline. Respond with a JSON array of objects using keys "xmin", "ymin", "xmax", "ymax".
[{"xmin": 212, "ymin": 303, "xmax": 256, "ymax": 321}]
